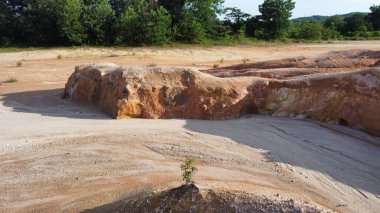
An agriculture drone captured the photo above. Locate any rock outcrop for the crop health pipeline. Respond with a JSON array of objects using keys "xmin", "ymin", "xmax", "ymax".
[
  {"xmin": 63, "ymin": 51, "xmax": 380, "ymax": 136},
  {"xmin": 122, "ymin": 184, "xmax": 322, "ymax": 213},
  {"xmin": 204, "ymin": 50, "xmax": 380, "ymax": 79}
]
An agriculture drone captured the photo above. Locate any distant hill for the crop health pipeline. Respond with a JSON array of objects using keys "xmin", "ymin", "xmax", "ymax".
[{"xmin": 292, "ymin": 12, "xmax": 368, "ymax": 22}]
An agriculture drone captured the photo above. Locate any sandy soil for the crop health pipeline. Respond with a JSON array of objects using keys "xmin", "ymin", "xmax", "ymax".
[{"xmin": 0, "ymin": 41, "xmax": 380, "ymax": 213}]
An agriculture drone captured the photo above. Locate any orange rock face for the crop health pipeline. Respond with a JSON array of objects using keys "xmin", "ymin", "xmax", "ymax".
[{"xmin": 64, "ymin": 57, "xmax": 380, "ymax": 136}]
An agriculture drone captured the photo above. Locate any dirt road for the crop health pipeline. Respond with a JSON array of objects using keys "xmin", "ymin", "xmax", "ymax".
[{"xmin": 0, "ymin": 41, "xmax": 380, "ymax": 212}]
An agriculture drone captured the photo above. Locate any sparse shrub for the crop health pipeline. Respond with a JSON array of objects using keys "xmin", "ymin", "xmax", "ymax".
[
  {"xmin": 213, "ymin": 64, "xmax": 219, "ymax": 69},
  {"xmin": 109, "ymin": 54, "xmax": 119, "ymax": 57},
  {"xmin": 242, "ymin": 58, "xmax": 250, "ymax": 64},
  {"xmin": 218, "ymin": 58, "xmax": 224, "ymax": 64},
  {"xmin": 4, "ymin": 77, "xmax": 17, "ymax": 83},
  {"xmin": 16, "ymin": 61, "xmax": 22, "ymax": 67},
  {"xmin": 57, "ymin": 54, "xmax": 63, "ymax": 59},
  {"xmin": 180, "ymin": 157, "xmax": 198, "ymax": 185}
]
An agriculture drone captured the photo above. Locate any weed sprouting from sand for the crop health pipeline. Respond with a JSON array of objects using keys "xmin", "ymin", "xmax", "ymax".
[
  {"xmin": 218, "ymin": 58, "xmax": 224, "ymax": 64},
  {"xmin": 180, "ymin": 157, "xmax": 198, "ymax": 185},
  {"xmin": 242, "ymin": 58, "xmax": 250, "ymax": 64},
  {"xmin": 213, "ymin": 64, "xmax": 219, "ymax": 69},
  {"xmin": 4, "ymin": 77, "xmax": 18, "ymax": 83},
  {"xmin": 57, "ymin": 54, "xmax": 63, "ymax": 59},
  {"xmin": 109, "ymin": 54, "xmax": 119, "ymax": 57},
  {"xmin": 16, "ymin": 61, "xmax": 22, "ymax": 67}
]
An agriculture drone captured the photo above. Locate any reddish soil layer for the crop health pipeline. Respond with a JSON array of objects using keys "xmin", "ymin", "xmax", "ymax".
[{"xmin": 203, "ymin": 50, "xmax": 380, "ymax": 79}]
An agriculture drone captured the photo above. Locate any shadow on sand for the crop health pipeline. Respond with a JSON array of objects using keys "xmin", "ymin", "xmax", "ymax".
[
  {"xmin": 1, "ymin": 88, "xmax": 108, "ymax": 120},
  {"xmin": 184, "ymin": 117, "xmax": 380, "ymax": 198}
]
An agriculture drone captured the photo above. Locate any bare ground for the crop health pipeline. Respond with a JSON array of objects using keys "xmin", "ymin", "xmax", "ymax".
[{"xmin": 1, "ymin": 41, "xmax": 380, "ymax": 213}]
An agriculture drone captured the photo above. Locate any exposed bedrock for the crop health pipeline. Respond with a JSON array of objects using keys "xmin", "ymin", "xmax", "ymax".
[
  {"xmin": 64, "ymin": 62, "xmax": 380, "ymax": 136},
  {"xmin": 204, "ymin": 50, "xmax": 380, "ymax": 79}
]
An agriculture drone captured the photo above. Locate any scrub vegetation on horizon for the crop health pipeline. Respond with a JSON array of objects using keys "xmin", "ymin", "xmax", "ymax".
[{"xmin": 0, "ymin": 0, "xmax": 379, "ymax": 47}]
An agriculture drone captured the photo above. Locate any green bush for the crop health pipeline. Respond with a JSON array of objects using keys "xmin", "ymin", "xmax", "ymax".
[
  {"xmin": 291, "ymin": 21, "xmax": 323, "ymax": 40},
  {"xmin": 373, "ymin": 31, "xmax": 380, "ymax": 36},
  {"xmin": 180, "ymin": 157, "xmax": 198, "ymax": 185},
  {"xmin": 116, "ymin": 4, "xmax": 171, "ymax": 45}
]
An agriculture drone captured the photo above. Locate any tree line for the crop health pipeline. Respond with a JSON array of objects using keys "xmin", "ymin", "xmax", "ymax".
[
  {"xmin": 289, "ymin": 7, "xmax": 380, "ymax": 41},
  {"xmin": 0, "ymin": 0, "xmax": 379, "ymax": 46}
]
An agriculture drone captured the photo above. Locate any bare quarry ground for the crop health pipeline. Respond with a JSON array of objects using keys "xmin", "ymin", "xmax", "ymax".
[{"xmin": 0, "ymin": 41, "xmax": 380, "ymax": 213}]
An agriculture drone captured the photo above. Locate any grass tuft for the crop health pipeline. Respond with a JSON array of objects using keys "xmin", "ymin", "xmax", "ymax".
[
  {"xmin": 242, "ymin": 58, "xmax": 250, "ymax": 64},
  {"xmin": 4, "ymin": 77, "xmax": 18, "ymax": 83}
]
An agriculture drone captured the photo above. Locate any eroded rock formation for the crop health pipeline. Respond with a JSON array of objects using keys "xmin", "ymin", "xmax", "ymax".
[
  {"xmin": 204, "ymin": 50, "xmax": 380, "ymax": 79},
  {"xmin": 63, "ymin": 51, "xmax": 380, "ymax": 136}
]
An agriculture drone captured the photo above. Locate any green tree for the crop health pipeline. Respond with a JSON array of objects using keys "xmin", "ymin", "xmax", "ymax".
[
  {"xmin": 290, "ymin": 21, "xmax": 323, "ymax": 40},
  {"xmin": 224, "ymin": 7, "xmax": 251, "ymax": 33},
  {"xmin": 20, "ymin": 0, "xmax": 65, "ymax": 45},
  {"xmin": 60, "ymin": 0, "xmax": 86, "ymax": 45},
  {"xmin": 82, "ymin": 0, "xmax": 115, "ymax": 44},
  {"xmin": 158, "ymin": 0, "xmax": 186, "ymax": 26},
  {"xmin": 324, "ymin": 15, "xmax": 345, "ymax": 32},
  {"xmin": 343, "ymin": 13, "xmax": 371, "ymax": 35},
  {"xmin": 0, "ymin": 1, "xmax": 12, "ymax": 45},
  {"xmin": 159, "ymin": 0, "xmax": 225, "ymax": 41},
  {"xmin": 175, "ymin": 8, "xmax": 205, "ymax": 43},
  {"xmin": 116, "ymin": 1, "xmax": 171, "ymax": 45},
  {"xmin": 245, "ymin": 16, "xmax": 261, "ymax": 38},
  {"xmin": 368, "ymin": 5, "xmax": 380, "ymax": 30},
  {"xmin": 188, "ymin": 0, "xmax": 224, "ymax": 26},
  {"xmin": 257, "ymin": 0, "xmax": 295, "ymax": 40}
]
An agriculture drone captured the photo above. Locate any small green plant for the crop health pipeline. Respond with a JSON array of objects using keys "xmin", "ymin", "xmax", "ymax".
[
  {"xmin": 180, "ymin": 157, "xmax": 198, "ymax": 185},
  {"xmin": 4, "ymin": 77, "xmax": 17, "ymax": 83},
  {"xmin": 57, "ymin": 54, "xmax": 63, "ymax": 59},
  {"xmin": 218, "ymin": 58, "xmax": 224, "ymax": 64},
  {"xmin": 242, "ymin": 58, "xmax": 250, "ymax": 64},
  {"xmin": 16, "ymin": 61, "xmax": 22, "ymax": 67}
]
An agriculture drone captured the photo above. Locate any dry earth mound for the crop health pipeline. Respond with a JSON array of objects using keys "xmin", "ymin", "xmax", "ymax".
[
  {"xmin": 204, "ymin": 50, "xmax": 380, "ymax": 79},
  {"xmin": 121, "ymin": 184, "xmax": 323, "ymax": 213},
  {"xmin": 63, "ymin": 62, "xmax": 380, "ymax": 136}
]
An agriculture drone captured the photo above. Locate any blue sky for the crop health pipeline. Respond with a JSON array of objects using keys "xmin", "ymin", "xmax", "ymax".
[{"xmin": 223, "ymin": 0, "xmax": 379, "ymax": 18}]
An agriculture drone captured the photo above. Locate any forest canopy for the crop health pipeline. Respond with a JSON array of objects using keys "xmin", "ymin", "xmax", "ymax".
[{"xmin": 0, "ymin": 0, "xmax": 379, "ymax": 46}]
